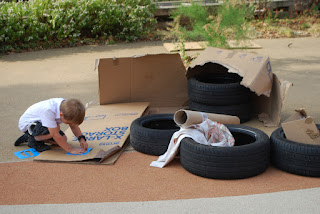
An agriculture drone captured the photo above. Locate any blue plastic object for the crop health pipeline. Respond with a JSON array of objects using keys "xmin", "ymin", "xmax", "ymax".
[
  {"xmin": 67, "ymin": 148, "xmax": 92, "ymax": 155},
  {"xmin": 14, "ymin": 148, "xmax": 40, "ymax": 159}
]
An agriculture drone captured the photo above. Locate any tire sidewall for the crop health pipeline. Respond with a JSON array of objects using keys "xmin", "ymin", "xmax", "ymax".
[{"xmin": 180, "ymin": 125, "xmax": 270, "ymax": 179}]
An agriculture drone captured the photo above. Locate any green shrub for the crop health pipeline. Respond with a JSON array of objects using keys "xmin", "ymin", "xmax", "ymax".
[
  {"xmin": 204, "ymin": 0, "xmax": 254, "ymax": 48},
  {"xmin": 0, "ymin": 0, "xmax": 156, "ymax": 54},
  {"xmin": 169, "ymin": 0, "xmax": 255, "ymax": 49},
  {"xmin": 170, "ymin": 3, "xmax": 209, "ymax": 41},
  {"xmin": 308, "ymin": 23, "xmax": 320, "ymax": 37},
  {"xmin": 278, "ymin": 26, "xmax": 295, "ymax": 37}
]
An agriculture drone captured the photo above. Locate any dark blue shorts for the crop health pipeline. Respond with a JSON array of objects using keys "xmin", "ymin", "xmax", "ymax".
[{"xmin": 28, "ymin": 121, "xmax": 65, "ymax": 140}]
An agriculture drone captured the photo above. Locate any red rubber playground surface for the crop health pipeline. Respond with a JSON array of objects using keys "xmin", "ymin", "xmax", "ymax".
[{"xmin": 1, "ymin": 151, "xmax": 319, "ymax": 205}]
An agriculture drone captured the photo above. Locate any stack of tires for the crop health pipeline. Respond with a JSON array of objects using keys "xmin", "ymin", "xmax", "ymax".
[
  {"xmin": 270, "ymin": 125, "xmax": 320, "ymax": 177},
  {"xmin": 188, "ymin": 72, "xmax": 253, "ymax": 123}
]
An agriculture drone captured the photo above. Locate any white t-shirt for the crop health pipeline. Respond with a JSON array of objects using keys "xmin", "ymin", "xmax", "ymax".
[{"xmin": 18, "ymin": 98, "xmax": 65, "ymax": 132}]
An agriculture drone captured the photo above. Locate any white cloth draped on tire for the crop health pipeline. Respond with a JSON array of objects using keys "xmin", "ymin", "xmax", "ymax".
[{"xmin": 150, "ymin": 119, "xmax": 235, "ymax": 168}]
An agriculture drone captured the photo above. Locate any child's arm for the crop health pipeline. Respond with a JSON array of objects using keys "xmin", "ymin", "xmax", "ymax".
[
  {"xmin": 69, "ymin": 124, "xmax": 88, "ymax": 151},
  {"xmin": 48, "ymin": 127, "xmax": 84, "ymax": 154}
]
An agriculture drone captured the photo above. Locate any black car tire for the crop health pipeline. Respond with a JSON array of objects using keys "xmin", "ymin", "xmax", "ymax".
[
  {"xmin": 180, "ymin": 125, "xmax": 270, "ymax": 179},
  {"xmin": 130, "ymin": 114, "xmax": 179, "ymax": 156},
  {"xmin": 270, "ymin": 125, "xmax": 320, "ymax": 177},
  {"xmin": 188, "ymin": 73, "xmax": 252, "ymax": 106},
  {"xmin": 189, "ymin": 100, "xmax": 252, "ymax": 123}
]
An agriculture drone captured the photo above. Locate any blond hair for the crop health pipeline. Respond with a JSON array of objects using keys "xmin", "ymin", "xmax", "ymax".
[{"xmin": 60, "ymin": 99, "xmax": 85, "ymax": 125}]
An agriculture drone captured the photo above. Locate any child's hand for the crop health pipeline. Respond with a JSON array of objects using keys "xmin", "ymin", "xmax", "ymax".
[
  {"xmin": 69, "ymin": 147, "xmax": 85, "ymax": 154},
  {"xmin": 80, "ymin": 142, "xmax": 88, "ymax": 152}
]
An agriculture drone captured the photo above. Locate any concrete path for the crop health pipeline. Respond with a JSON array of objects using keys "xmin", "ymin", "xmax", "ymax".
[
  {"xmin": 1, "ymin": 38, "xmax": 320, "ymax": 213},
  {"xmin": 1, "ymin": 188, "xmax": 320, "ymax": 214}
]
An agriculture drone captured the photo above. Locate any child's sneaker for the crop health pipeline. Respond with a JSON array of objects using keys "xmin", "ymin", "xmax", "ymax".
[
  {"xmin": 14, "ymin": 133, "xmax": 29, "ymax": 146},
  {"xmin": 28, "ymin": 136, "xmax": 51, "ymax": 152}
]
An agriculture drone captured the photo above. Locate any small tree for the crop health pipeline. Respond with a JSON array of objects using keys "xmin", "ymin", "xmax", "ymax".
[{"xmin": 169, "ymin": 0, "xmax": 255, "ymax": 49}]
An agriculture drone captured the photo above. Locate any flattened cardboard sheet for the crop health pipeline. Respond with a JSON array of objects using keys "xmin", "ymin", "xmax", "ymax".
[
  {"xmin": 227, "ymin": 40, "xmax": 262, "ymax": 49},
  {"xmin": 163, "ymin": 42, "xmax": 205, "ymax": 52},
  {"xmin": 164, "ymin": 41, "xmax": 261, "ymax": 52},
  {"xmin": 281, "ymin": 109, "xmax": 320, "ymax": 145},
  {"xmin": 34, "ymin": 102, "xmax": 149, "ymax": 164}
]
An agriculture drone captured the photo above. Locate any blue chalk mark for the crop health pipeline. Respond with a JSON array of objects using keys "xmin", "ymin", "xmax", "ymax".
[
  {"xmin": 66, "ymin": 148, "xmax": 92, "ymax": 155},
  {"xmin": 266, "ymin": 61, "xmax": 272, "ymax": 79},
  {"xmin": 251, "ymin": 56, "xmax": 263, "ymax": 63},
  {"xmin": 84, "ymin": 115, "xmax": 106, "ymax": 121},
  {"xmin": 239, "ymin": 53, "xmax": 247, "ymax": 59},
  {"xmin": 14, "ymin": 148, "xmax": 40, "ymax": 159}
]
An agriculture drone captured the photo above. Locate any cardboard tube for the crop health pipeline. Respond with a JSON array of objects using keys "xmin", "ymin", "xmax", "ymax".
[{"xmin": 174, "ymin": 109, "xmax": 240, "ymax": 128}]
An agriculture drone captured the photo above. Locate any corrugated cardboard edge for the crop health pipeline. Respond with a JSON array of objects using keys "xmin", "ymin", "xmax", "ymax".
[
  {"xmin": 187, "ymin": 59, "xmax": 238, "ymax": 78},
  {"xmin": 186, "ymin": 47, "xmax": 271, "ymax": 97},
  {"xmin": 94, "ymin": 59, "xmax": 100, "ymax": 71},
  {"xmin": 282, "ymin": 117, "xmax": 320, "ymax": 145},
  {"xmin": 257, "ymin": 76, "xmax": 292, "ymax": 127},
  {"xmin": 281, "ymin": 109, "xmax": 320, "ymax": 145},
  {"xmin": 95, "ymin": 146, "xmax": 122, "ymax": 163},
  {"xmin": 99, "ymin": 139, "xmax": 130, "ymax": 165},
  {"xmin": 282, "ymin": 108, "xmax": 307, "ymax": 123},
  {"xmin": 34, "ymin": 140, "xmax": 129, "ymax": 165}
]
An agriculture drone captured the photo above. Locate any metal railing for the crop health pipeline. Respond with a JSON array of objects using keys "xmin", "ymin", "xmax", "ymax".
[{"xmin": 154, "ymin": 0, "xmax": 315, "ymax": 17}]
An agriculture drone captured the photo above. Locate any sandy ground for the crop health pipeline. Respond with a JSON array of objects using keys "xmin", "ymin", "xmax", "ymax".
[{"xmin": 1, "ymin": 37, "xmax": 320, "ymax": 163}]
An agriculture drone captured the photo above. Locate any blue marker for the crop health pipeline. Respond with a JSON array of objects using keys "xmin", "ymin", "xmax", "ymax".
[{"xmin": 66, "ymin": 148, "xmax": 92, "ymax": 155}]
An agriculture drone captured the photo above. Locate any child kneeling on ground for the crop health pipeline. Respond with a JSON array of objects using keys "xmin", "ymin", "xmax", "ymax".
[{"xmin": 14, "ymin": 98, "xmax": 88, "ymax": 154}]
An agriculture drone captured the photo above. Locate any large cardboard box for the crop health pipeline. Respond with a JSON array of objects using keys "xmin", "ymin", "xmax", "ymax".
[
  {"xmin": 98, "ymin": 47, "xmax": 291, "ymax": 127},
  {"xmin": 186, "ymin": 47, "xmax": 292, "ymax": 127}
]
